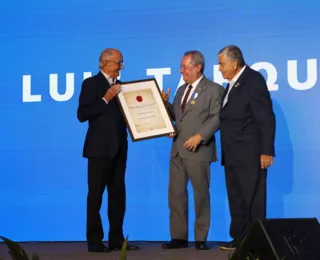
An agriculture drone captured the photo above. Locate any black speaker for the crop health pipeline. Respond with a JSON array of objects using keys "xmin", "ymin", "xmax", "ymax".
[{"xmin": 238, "ymin": 218, "xmax": 320, "ymax": 260}]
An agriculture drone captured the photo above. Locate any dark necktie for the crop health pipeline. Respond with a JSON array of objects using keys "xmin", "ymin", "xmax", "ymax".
[{"xmin": 181, "ymin": 85, "xmax": 193, "ymax": 113}]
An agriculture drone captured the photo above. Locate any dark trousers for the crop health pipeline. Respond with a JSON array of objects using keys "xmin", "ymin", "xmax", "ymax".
[
  {"xmin": 86, "ymin": 140, "xmax": 127, "ymax": 246},
  {"xmin": 224, "ymin": 166, "xmax": 267, "ymax": 241}
]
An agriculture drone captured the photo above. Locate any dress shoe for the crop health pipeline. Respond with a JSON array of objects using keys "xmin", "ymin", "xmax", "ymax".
[
  {"xmin": 109, "ymin": 241, "xmax": 139, "ymax": 251},
  {"xmin": 162, "ymin": 239, "xmax": 188, "ymax": 249},
  {"xmin": 219, "ymin": 239, "xmax": 236, "ymax": 250},
  {"xmin": 195, "ymin": 241, "xmax": 209, "ymax": 250},
  {"xmin": 88, "ymin": 243, "xmax": 110, "ymax": 252}
]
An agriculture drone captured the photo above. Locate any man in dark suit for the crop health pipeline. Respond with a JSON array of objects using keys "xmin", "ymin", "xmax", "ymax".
[
  {"xmin": 217, "ymin": 45, "xmax": 276, "ymax": 250},
  {"xmin": 161, "ymin": 51, "xmax": 224, "ymax": 250},
  {"xmin": 77, "ymin": 48, "xmax": 138, "ymax": 252}
]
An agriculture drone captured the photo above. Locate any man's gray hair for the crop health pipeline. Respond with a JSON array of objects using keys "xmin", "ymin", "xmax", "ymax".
[
  {"xmin": 184, "ymin": 50, "xmax": 205, "ymax": 73},
  {"xmin": 218, "ymin": 45, "xmax": 245, "ymax": 67},
  {"xmin": 99, "ymin": 48, "xmax": 117, "ymax": 69}
]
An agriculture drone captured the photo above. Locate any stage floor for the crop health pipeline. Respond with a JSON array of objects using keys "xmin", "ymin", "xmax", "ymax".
[{"xmin": 0, "ymin": 242, "xmax": 232, "ymax": 260}]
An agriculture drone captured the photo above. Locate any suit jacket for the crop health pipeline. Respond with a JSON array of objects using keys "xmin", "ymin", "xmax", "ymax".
[
  {"xmin": 77, "ymin": 72, "xmax": 127, "ymax": 158},
  {"xmin": 219, "ymin": 66, "xmax": 276, "ymax": 167},
  {"xmin": 168, "ymin": 76, "xmax": 224, "ymax": 162}
]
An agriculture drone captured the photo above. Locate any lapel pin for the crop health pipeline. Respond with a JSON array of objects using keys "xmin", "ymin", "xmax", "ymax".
[{"xmin": 191, "ymin": 100, "xmax": 196, "ymax": 105}]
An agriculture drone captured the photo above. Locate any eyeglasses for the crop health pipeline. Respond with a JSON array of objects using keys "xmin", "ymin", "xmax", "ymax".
[{"xmin": 105, "ymin": 60, "xmax": 124, "ymax": 67}]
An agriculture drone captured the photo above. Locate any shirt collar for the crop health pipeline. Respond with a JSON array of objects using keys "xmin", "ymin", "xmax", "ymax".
[
  {"xmin": 100, "ymin": 70, "xmax": 116, "ymax": 85},
  {"xmin": 229, "ymin": 65, "xmax": 246, "ymax": 86},
  {"xmin": 188, "ymin": 75, "xmax": 203, "ymax": 88}
]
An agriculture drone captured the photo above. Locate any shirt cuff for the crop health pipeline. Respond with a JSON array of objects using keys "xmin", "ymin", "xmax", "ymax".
[{"xmin": 102, "ymin": 97, "xmax": 108, "ymax": 104}]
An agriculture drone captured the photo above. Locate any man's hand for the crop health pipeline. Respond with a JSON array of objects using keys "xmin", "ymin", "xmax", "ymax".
[
  {"xmin": 161, "ymin": 88, "xmax": 171, "ymax": 103},
  {"xmin": 183, "ymin": 133, "xmax": 203, "ymax": 152},
  {"xmin": 168, "ymin": 132, "xmax": 176, "ymax": 138},
  {"xmin": 260, "ymin": 155, "xmax": 274, "ymax": 169},
  {"xmin": 104, "ymin": 84, "xmax": 121, "ymax": 102}
]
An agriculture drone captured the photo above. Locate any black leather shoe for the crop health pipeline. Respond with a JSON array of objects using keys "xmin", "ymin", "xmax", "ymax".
[
  {"xmin": 109, "ymin": 242, "xmax": 139, "ymax": 251},
  {"xmin": 162, "ymin": 239, "xmax": 188, "ymax": 249},
  {"xmin": 88, "ymin": 243, "xmax": 110, "ymax": 252},
  {"xmin": 195, "ymin": 241, "xmax": 209, "ymax": 250},
  {"xmin": 219, "ymin": 239, "xmax": 236, "ymax": 250}
]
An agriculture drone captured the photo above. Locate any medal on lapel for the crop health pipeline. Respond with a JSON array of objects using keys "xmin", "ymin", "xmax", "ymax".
[{"xmin": 190, "ymin": 92, "xmax": 198, "ymax": 105}]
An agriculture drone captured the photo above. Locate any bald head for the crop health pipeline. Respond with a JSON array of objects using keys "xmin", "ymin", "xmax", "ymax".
[
  {"xmin": 99, "ymin": 48, "xmax": 124, "ymax": 79},
  {"xmin": 99, "ymin": 48, "xmax": 121, "ymax": 68}
]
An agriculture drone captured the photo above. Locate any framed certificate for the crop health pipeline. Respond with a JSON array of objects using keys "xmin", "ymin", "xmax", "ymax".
[{"xmin": 117, "ymin": 78, "xmax": 176, "ymax": 142}]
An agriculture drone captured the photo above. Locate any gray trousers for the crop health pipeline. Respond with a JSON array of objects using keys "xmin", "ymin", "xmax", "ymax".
[{"xmin": 168, "ymin": 155, "xmax": 211, "ymax": 242}]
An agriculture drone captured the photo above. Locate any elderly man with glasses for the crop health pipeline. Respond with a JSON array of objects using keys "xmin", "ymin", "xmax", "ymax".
[{"xmin": 77, "ymin": 48, "xmax": 138, "ymax": 253}]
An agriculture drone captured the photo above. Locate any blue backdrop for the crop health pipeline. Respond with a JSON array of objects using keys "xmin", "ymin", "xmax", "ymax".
[{"xmin": 1, "ymin": 0, "xmax": 319, "ymax": 241}]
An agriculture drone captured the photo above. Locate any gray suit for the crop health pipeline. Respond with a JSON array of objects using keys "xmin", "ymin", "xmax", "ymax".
[{"xmin": 167, "ymin": 76, "xmax": 224, "ymax": 241}]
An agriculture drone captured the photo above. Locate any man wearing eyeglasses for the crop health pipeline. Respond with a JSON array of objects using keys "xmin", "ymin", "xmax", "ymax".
[{"xmin": 77, "ymin": 48, "xmax": 138, "ymax": 252}]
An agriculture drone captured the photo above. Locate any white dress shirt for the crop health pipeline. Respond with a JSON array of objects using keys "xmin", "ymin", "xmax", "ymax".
[
  {"xmin": 101, "ymin": 70, "xmax": 116, "ymax": 85},
  {"xmin": 100, "ymin": 70, "xmax": 116, "ymax": 104},
  {"xmin": 222, "ymin": 65, "xmax": 246, "ymax": 107}
]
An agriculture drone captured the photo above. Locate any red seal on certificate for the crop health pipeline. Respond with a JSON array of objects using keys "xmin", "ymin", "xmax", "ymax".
[{"xmin": 136, "ymin": 96, "xmax": 143, "ymax": 102}]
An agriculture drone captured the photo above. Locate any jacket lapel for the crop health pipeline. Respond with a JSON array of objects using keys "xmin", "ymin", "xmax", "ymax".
[
  {"xmin": 221, "ymin": 83, "xmax": 230, "ymax": 109},
  {"xmin": 97, "ymin": 71, "xmax": 111, "ymax": 91},
  {"xmin": 175, "ymin": 84, "xmax": 187, "ymax": 119},
  {"xmin": 221, "ymin": 66, "xmax": 249, "ymax": 109}
]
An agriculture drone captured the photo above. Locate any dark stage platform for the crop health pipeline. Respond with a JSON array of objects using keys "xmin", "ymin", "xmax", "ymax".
[{"xmin": 0, "ymin": 241, "xmax": 232, "ymax": 260}]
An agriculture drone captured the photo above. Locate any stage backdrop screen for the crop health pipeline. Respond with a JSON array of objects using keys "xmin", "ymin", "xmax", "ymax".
[{"xmin": 1, "ymin": 0, "xmax": 319, "ymax": 241}]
